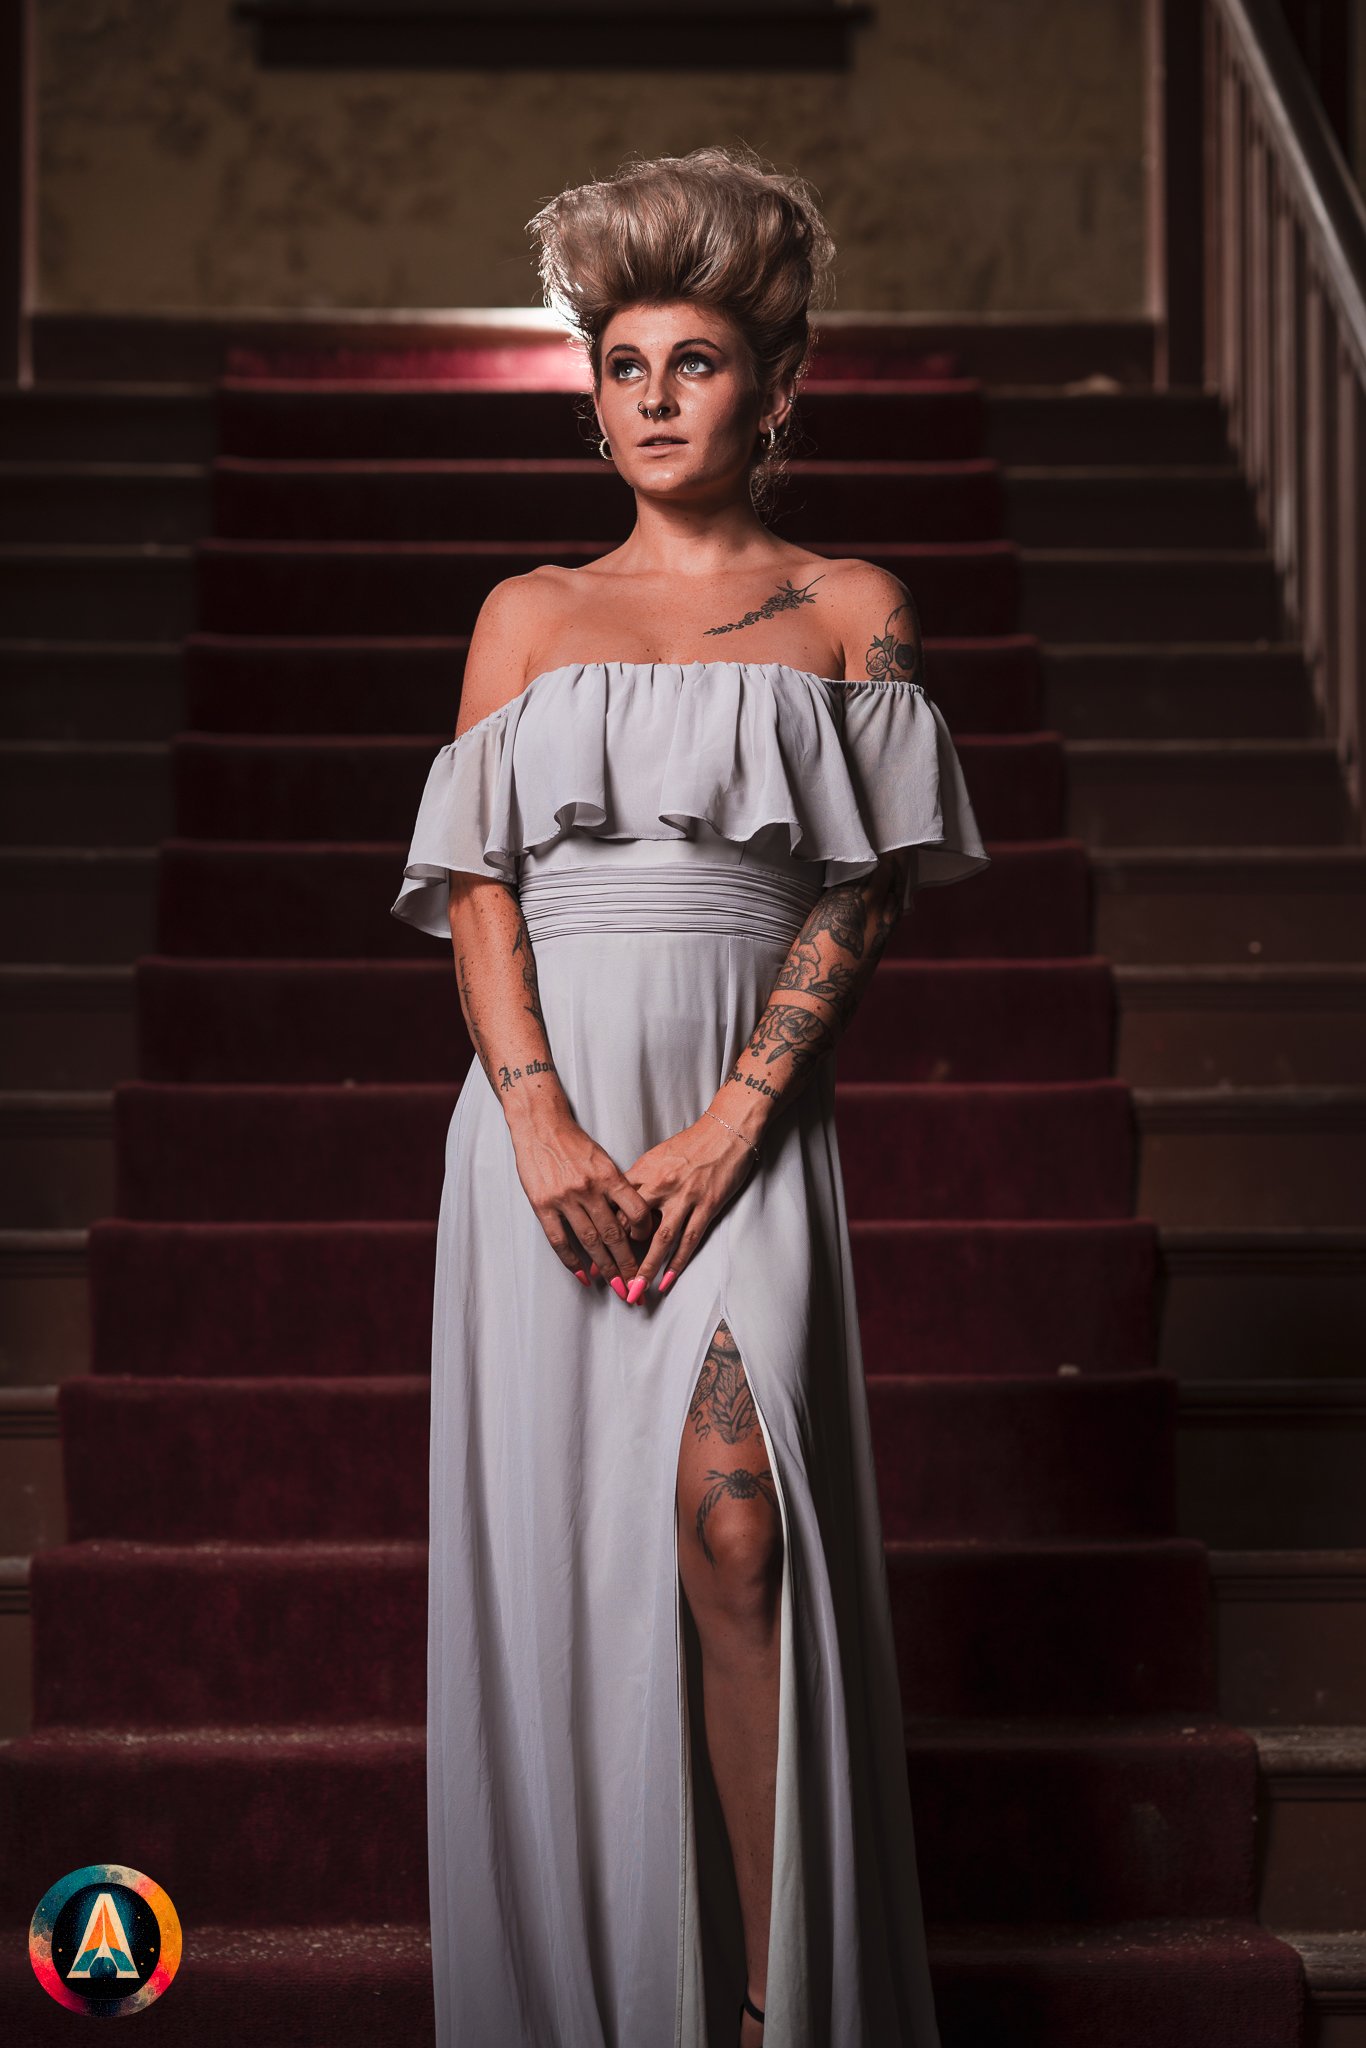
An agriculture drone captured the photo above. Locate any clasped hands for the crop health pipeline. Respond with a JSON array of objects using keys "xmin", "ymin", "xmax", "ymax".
[{"xmin": 510, "ymin": 1106, "xmax": 758, "ymax": 1304}]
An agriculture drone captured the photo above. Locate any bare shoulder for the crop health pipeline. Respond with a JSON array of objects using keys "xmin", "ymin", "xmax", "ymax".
[
  {"xmin": 453, "ymin": 566, "xmax": 567, "ymax": 738},
  {"xmin": 823, "ymin": 558, "xmax": 925, "ymax": 686}
]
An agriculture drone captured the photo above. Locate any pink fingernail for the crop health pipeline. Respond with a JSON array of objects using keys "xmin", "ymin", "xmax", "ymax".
[
  {"xmin": 589, "ymin": 1262, "xmax": 601, "ymax": 1279},
  {"xmin": 610, "ymin": 1276, "xmax": 628, "ymax": 1301},
  {"xmin": 626, "ymin": 1277, "xmax": 646, "ymax": 1306},
  {"xmin": 659, "ymin": 1270, "xmax": 677, "ymax": 1294},
  {"xmin": 573, "ymin": 1269, "xmax": 590, "ymax": 1287}
]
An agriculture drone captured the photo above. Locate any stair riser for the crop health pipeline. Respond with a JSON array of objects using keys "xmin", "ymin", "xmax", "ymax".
[
  {"xmin": 72, "ymin": 1218, "xmax": 1157, "ymax": 1382},
  {"xmin": 0, "ymin": 558, "xmax": 193, "ymax": 640},
  {"xmin": 0, "ymin": 1733, "xmax": 1255, "ymax": 1926},
  {"xmin": 0, "ymin": 1111, "xmax": 111, "ymax": 1230},
  {"xmin": 1117, "ymin": 996, "xmax": 1366, "ymax": 1087},
  {"xmin": 0, "ymin": 978, "xmax": 135, "ymax": 1088},
  {"xmin": 1257, "ymin": 1784, "xmax": 1366, "ymax": 1931},
  {"xmin": 216, "ymin": 385, "xmax": 988, "ymax": 463},
  {"xmin": 128, "ymin": 959, "xmax": 1113, "ymax": 1086},
  {"xmin": 195, "ymin": 540, "xmax": 1022, "ymax": 638},
  {"xmin": 1021, "ymin": 555, "xmax": 1280, "ymax": 642},
  {"xmin": 166, "ymin": 731, "xmax": 1056, "ymax": 845},
  {"xmin": 1094, "ymin": 873, "xmax": 1366, "ymax": 963},
  {"xmin": 58, "ymin": 1374, "xmax": 1177, "ymax": 1545},
  {"xmin": 1044, "ymin": 649, "xmax": 1312, "ymax": 740},
  {"xmin": 0, "ymin": 390, "xmax": 214, "ymax": 462},
  {"xmin": 0, "ymin": 1242, "xmax": 88, "ymax": 1383},
  {"xmin": 1158, "ymin": 1245, "xmax": 1366, "ymax": 1384},
  {"xmin": 109, "ymin": 1082, "xmax": 1137, "ymax": 1223},
  {"xmin": 1068, "ymin": 762, "xmax": 1351, "ymax": 847},
  {"xmin": 1180, "ymin": 1419, "xmax": 1366, "ymax": 1548},
  {"xmin": 0, "ymin": 647, "xmax": 184, "ymax": 742},
  {"xmin": 0, "ymin": 856, "xmax": 155, "ymax": 963},
  {"xmin": 1138, "ymin": 1124, "xmax": 1366, "ymax": 1228},
  {"xmin": 176, "ymin": 634, "xmax": 1042, "ymax": 738},
  {"xmin": 1215, "ymin": 1577, "xmax": 1366, "ymax": 1725},
  {"xmin": 0, "ymin": 755, "xmax": 170, "ymax": 847},
  {"xmin": 29, "ymin": 1543, "xmax": 1212, "ymax": 1726},
  {"xmin": 0, "ymin": 473, "xmax": 209, "ymax": 545},
  {"xmin": 0, "ymin": 1941, "xmax": 1302, "ymax": 2048},
  {"xmin": 891, "ymin": 1543, "xmax": 1214, "ymax": 1717},
  {"xmin": 150, "ymin": 844, "xmax": 1091, "ymax": 961},
  {"xmin": 984, "ymin": 392, "xmax": 1231, "ymax": 466},
  {"xmin": 1005, "ymin": 474, "xmax": 1259, "ymax": 549},
  {"xmin": 211, "ymin": 462, "xmax": 1008, "ymax": 544},
  {"xmin": 929, "ymin": 1941, "xmax": 1305, "ymax": 2048}
]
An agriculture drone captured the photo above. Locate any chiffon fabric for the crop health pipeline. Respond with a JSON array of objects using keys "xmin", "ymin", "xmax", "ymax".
[{"xmin": 391, "ymin": 659, "xmax": 990, "ymax": 2048}]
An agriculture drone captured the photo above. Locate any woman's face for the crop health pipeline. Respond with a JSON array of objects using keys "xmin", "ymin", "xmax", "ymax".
[{"xmin": 593, "ymin": 299, "xmax": 787, "ymax": 503}]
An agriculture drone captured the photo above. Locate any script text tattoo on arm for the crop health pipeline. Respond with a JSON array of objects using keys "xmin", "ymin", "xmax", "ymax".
[{"xmin": 453, "ymin": 894, "xmax": 558, "ymax": 1102}]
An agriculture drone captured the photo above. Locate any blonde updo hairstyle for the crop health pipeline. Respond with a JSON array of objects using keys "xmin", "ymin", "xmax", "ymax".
[{"xmin": 527, "ymin": 145, "xmax": 837, "ymax": 519}]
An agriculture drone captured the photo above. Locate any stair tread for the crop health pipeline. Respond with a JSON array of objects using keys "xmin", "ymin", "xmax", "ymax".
[
  {"xmin": 6, "ymin": 1707, "xmax": 1247, "ymax": 1753},
  {"xmin": 1245, "ymin": 1726, "xmax": 1366, "ymax": 1773}
]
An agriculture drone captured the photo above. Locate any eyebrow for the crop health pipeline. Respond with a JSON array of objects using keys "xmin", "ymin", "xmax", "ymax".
[{"xmin": 605, "ymin": 336, "xmax": 722, "ymax": 356}]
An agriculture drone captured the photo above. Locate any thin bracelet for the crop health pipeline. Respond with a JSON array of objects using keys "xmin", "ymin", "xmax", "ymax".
[{"xmin": 703, "ymin": 1105, "xmax": 761, "ymax": 1163}]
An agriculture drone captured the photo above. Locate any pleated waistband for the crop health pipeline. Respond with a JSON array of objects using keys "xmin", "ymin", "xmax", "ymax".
[{"xmin": 518, "ymin": 861, "xmax": 824, "ymax": 944}]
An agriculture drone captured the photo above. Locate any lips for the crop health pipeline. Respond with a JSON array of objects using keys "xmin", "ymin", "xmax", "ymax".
[{"xmin": 639, "ymin": 436, "xmax": 686, "ymax": 447}]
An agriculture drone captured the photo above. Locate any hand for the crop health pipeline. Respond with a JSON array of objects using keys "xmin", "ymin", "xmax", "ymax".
[
  {"xmin": 623, "ymin": 1112, "xmax": 758, "ymax": 1299},
  {"xmin": 509, "ymin": 1111, "xmax": 655, "ymax": 1288}
]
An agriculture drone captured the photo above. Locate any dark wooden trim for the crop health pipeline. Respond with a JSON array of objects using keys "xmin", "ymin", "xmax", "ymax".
[
  {"xmin": 0, "ymin": 0, "xmax": 36, "ymax": 385},
  {"xmin": 1147, "ymin": 0, "xmax": 1206, "ymax": 389},
  {"xmin": 233, "ymin": 1, "xmax": 873, "ymax": 69}
]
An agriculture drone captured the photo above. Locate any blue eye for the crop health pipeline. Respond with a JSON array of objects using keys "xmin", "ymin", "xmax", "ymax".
[{"xmin": 609, "ymin": 354, "xmax": 712, "ymax": 379}]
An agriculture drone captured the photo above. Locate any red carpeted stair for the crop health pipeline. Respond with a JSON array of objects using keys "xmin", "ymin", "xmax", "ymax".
[{"xmin": 0, "ymin": 343, "xmax": 1309, "ymax": 2044}]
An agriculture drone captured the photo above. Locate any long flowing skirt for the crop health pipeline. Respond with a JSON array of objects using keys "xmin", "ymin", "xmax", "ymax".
[{"xmin": 426, "ymin": 834, "xmax": 942, "ymax": 2048}]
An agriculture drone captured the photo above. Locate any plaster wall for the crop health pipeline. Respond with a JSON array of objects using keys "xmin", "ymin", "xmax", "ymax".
[{"xmin": 36, "ymin": 0, "xmax": 1146, "ymax": 314}]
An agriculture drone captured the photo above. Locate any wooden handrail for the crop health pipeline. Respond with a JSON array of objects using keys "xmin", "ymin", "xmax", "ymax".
[{"xmin": 1152, "ymin": 0, "xmax": 1366, "ymax": 828}]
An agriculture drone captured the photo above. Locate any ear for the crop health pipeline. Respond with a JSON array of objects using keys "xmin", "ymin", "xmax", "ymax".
[{"xmin": 760, "ymin": 381, "xmax": 796, "ymax": 438}]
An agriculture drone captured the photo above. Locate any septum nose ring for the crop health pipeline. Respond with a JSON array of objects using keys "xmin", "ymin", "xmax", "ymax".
[{"xmin": 638, "ymin": 399, "xmax": 669, "ymax": 419}]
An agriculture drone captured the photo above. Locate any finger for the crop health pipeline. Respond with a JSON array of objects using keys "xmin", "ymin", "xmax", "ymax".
[
  {"xmin": 651, "ymin": 1204, "xmax": 714, "ymax": 1293},
  {"xmin": 566, "ymin": 1201, "xmax": 630, "ymax": 1289},
  {"xmin": 585, "ymin": 1192, "xmax": 641, "ymax": 1285},
  {"xmin": 536, "ymin": 1204, "xmax": 591, "ymax": 1285},
  {"xmin": 633, "ymin": 1200, "xmax": 691, "ymax": 1296},
  {"xmin": 606, "ymin": 1172, "xmax": 655, "ymax": 1238}
]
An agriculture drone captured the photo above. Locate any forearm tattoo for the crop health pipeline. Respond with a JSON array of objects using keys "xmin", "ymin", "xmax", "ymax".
[
  {"xmin": 454, "ymin": 897, "xmax": 558, "ymax": 1100},
  {"xmin": 724, "ymin": 868, "xmax": 903, "ymax": 1111}
]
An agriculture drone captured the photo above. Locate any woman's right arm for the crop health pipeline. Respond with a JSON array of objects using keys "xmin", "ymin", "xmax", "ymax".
[{"xmin": 444, "ymin": 574, "xmax": 654, "ymax": 1292}]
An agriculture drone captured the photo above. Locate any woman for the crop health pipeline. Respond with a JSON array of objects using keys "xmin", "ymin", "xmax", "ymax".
[{"xmin": 392, "ymin": 145, "xmax": 990, "ymax": 2048}]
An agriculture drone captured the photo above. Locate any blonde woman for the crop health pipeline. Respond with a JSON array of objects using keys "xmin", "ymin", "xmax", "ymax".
[{"xmin": 392, "ymin": 144, "xmax": 990, "ymax": 2048}]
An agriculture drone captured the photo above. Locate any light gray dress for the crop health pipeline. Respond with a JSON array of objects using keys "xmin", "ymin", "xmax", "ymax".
[{"xmin": 390, "ymin": 658, "xmax": 991, "ymax": 2048}]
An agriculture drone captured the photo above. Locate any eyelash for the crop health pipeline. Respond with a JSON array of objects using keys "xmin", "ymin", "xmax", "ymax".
[{"xmin": 610, "ymin": 353, "xmax": 712, "ymax": 380}]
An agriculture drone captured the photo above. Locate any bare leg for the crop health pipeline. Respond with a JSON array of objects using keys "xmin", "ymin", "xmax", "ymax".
[{"xmin": 676, "ymin": 1321, "xmax": 783, "ymax": 2046}]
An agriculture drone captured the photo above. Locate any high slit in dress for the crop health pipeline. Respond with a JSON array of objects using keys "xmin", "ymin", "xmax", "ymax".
[{"xmin": 390, "ymin": 658, "xmax": 991, "ymax": 2048}]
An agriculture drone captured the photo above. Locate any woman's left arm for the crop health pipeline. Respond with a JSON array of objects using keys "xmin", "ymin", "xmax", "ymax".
[{"xmin": 719, "ymin": 854, "xmax": 905, "ymax": 1120}]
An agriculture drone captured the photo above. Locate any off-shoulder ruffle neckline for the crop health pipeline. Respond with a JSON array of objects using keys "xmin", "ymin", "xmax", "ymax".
[{"xmin": 444, "ymin": 658, "xmax": 923, "ymax": 751}]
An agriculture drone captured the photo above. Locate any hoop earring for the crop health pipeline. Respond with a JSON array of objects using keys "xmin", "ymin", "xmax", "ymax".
[
  {"xmin": 598, "ymin": 435, "xmax": 612, "ymax": 460},
  {"xmin": 759, "ymin": 425, "xmax": 776, "ymax": 451}
]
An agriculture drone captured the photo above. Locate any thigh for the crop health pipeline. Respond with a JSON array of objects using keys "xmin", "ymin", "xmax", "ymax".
[{"xmin": 676, "ymin": 1321, "xmax": 782, "ymax": 1580}]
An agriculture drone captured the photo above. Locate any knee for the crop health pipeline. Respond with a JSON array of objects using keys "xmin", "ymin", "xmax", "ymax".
[{"xmin": 686, "ymin": 1488, "xmax": 783, "ymax": 1627}]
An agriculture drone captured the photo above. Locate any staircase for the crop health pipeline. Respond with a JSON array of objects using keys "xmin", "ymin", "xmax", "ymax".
[{"xmin": 1, "ymin": 322, "xmax": 1360, "ymax": 2043}]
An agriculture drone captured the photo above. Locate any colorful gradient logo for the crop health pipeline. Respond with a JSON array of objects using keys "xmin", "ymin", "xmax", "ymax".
[{"xmin": 29, "ymin": 1865, "xmax": 182, "ymax": 2016}]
